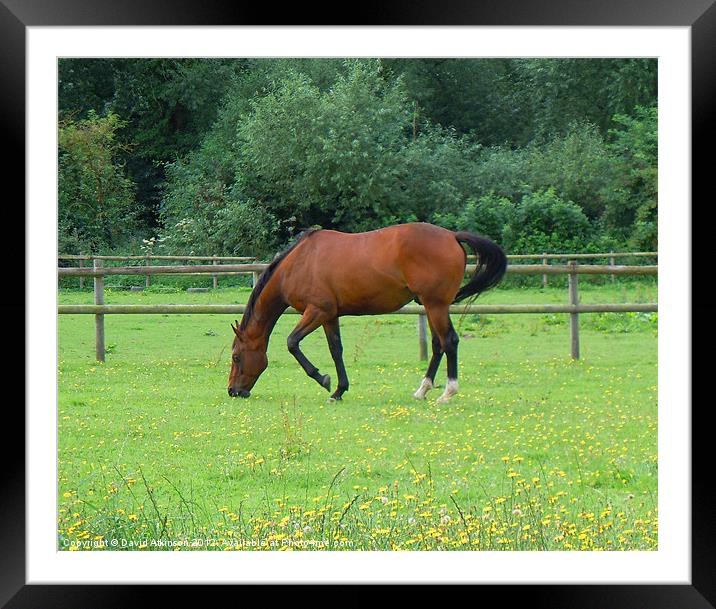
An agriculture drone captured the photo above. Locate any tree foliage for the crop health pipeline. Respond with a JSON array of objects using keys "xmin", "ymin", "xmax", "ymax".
[
  {"xmin": 58, "ymin": 111, "xmax": 136, "ymax": 253},
  {"xmin": 58, "ymin": 58, "xmax": 658, "ymax": 256},
  {"xmin": 606, "ymin": 105, "xmax": 658, "ymax": 250}
]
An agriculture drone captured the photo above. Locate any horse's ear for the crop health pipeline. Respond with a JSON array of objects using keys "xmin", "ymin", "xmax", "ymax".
[{"xmin": 231, "ymin": 321, "xmax": 242, "ymax": 338}]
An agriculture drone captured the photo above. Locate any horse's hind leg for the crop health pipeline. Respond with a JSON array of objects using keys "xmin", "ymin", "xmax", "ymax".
[
  {"xmin": 416, "ymin": 302, "xmax": 459, "ymax": 403},
  {"xmin": 413, "ymin": 332, "xmax": 442, "ymax": 399},
  {"xmin": 439, "ymin": 318, "xmax": 460, "ymax": 403},
  {"xmin": 323, "ymin": 318, "xmax": 349, "ymax": 401},
  {"xmin": 287, "ymin": 305, "xmax": 332, "ymax": 392}
]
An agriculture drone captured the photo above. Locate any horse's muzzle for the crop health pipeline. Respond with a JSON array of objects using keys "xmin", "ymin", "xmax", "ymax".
[{"xmin": 228, "ymin": 388, "xmax": 250, "ymax": 398}]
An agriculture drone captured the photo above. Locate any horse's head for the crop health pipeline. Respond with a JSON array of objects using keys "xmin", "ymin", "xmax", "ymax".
[{"xmin": 227, "ymin": 320, "xmax": 268, "ymax": 398}]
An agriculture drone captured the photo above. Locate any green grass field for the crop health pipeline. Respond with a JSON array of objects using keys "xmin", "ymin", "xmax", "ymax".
[{"xmin": 58, "ymin": 281, "xmax": 657, "ymax": 551}]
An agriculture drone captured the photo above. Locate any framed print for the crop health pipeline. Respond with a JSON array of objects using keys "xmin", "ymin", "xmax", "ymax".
[{"xmin": 5, "ymin": 0, "xmax": 713, "ymax": 606}]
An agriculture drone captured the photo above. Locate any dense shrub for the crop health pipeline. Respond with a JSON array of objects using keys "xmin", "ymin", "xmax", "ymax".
[
  {"xmin": 433, "ymin": 193, "xmax": 512, "ymax": 242},
  {"xmin": 468, "ymin": 122, "xmax": 622, "ymax": 222},
  {"xmin": 502, "ymin": 189, "xmax": 593, "ymax": 253}
]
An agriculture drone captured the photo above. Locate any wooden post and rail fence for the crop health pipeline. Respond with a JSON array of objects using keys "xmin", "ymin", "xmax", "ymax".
[
  {"xmin": 59, "ymin": 251, "xmax": 656, "ymax": 291},
  {"xmin": 58, "ymin": 253, "xmax": 658, "ymax": 364},
  {"xmin": 58, "ymin": 254, "xmax": 261, "ymax": 289}
]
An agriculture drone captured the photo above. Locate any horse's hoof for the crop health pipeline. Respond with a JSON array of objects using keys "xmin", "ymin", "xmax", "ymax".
[
  {"xmin": 327, "ymin": 395, "xmax": 342, "ymax": 403},
  {"xmin": 436, "ymin": 379, "xmax": 458, "ymax": 404},
  {"xmin": 413, "ymin": 378, "xmax": 433, "ymax": 400},
  {"xmin": 321, "ymin": 374, "xmax": 331, "ymax": 391}
]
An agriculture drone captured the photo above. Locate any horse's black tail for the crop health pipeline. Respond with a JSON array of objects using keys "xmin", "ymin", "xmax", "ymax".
[{"xmin": 453, "ymin": 232, "xmax": 508, "ymax": 303}]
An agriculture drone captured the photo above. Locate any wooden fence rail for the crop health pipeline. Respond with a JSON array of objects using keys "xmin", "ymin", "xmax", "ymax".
[
  {"xmin": 57, "ymin": 263, "xmax": 658, "ymax": 277},
  {"xmin": 59, "ymin": 251, "xmax": 656, "ymax": 261},
  {"xmin": 58, "ymin": 260, "xmax": 657, "ymax": 364},
  {"xmin": 60, "ymin": 251, "xmax": 657, "ymax": 289},
  {"xmin": 504, "ymin": 251, "xmax": 655, "ymax": 260},
  {"xmin": 58, "ymin": 255, "xmax": 257, "ymax": 261},
  {"xmin": 59, "ymin": 255, "xmax": 259, "ymax": 289},
  {"xmin": 58, "ymin": 303, "xmax": 658, "ymax": 315}
]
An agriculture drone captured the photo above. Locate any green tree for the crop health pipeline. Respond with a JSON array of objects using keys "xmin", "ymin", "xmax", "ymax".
[
  {"xmin": 162, "ymin": 59, "xmax": 492, "ymax": 253},
  {"xmin": 60, "ymin": 58, "xmax": 246, "ymax": 229},
  {"xmin": 511, "ymin": 59, "xmax": 657, "ymax": 142},
  {"xmin": 384, "ymin": 58, "xmax": 524, "ymax": 145},
  {"xmin": 234, "ymin": 61, "xmax": 412, "ymax": 233},
  {"xmin": 58, "ymin": 111, "xmax": 136, "ymax": 252},
  {"xmin": 528, "ymin": 122, "xmax": 621, "ymax": 220},
  {"xmin": 605, "ymin": 105, "xmax": 658, "ymax": 249}
]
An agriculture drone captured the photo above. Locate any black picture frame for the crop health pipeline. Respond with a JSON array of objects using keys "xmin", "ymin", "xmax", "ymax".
[{"xmin": 4, "ymin": 0, "xmax": 711, "ymax": 605}]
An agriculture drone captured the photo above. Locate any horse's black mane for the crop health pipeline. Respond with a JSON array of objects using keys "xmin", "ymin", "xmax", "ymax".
[{"xmin": 240, "ymin": 228, "xmax": 320, "ymax": 330}]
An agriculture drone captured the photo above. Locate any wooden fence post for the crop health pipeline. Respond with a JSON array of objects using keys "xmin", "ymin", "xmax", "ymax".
[
  {"xmin": 94, "ymin": 258, "xmax": 105, "ymax": 362},
  {"xmin": 418, "ymin": 313, "xmax": 428, "ymax": 360},
  {"xmin": 568, "ymin": 260, "xmax": 580, "ymax": 360},
  {"xmin": 609, "ymin": 253, "xmax": 615, "ymax": 283},
  {"xmin": 542, "ymin": 254, "xmax": 548, "ymax": 289},
  {"xmin": 212, "ymin": 258, "xmax": 218, "ymax": 289},
  {"xmin": 145, "ymin": 255, "xmax": 151, "ymax": 288},
  {"xmin": 78, "ymin": 257, "xmax": 84, "ymax": 290}
]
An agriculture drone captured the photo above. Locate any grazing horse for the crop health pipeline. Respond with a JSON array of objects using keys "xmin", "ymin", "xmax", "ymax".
[{"xmin": 228, "ymin": 222, "xmax": 507, "ymax": 403}]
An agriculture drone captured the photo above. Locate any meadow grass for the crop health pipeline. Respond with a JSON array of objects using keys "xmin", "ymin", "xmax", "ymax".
[{"xmin": 58, "ymin": 281, "xmax": 657, "ymax": 551}]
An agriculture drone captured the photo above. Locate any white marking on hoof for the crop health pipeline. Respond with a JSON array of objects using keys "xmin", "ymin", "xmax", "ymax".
[
  {"xmin": 327, "ymin": 397, "xmax": 336, "ymax": 404},
  {"xmin": 436, "ymin": 379, "xmax": 458, "ymax": 403},
  {"xmin": 413, "ymin": 377, "xmax": 434, "ymax": 400}
]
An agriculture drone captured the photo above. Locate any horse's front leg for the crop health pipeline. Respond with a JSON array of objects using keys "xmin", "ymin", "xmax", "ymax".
[
  {"xmin": 323, "ymin": 318, "xmax": 349, "ymax": 401},
  {"xmin": 287, "ymin": 305, "xmax": 332, "ymax": 392}
]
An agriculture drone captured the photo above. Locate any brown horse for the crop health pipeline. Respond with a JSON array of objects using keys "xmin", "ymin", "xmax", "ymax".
[{"xmin": 228, "ymin": 222, "xmax": 507, "ymax": 403}]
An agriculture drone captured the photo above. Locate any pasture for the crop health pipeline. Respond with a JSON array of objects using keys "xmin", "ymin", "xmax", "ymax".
[{"xmin": 58, "ymin": 282, "xmax": 657, "ymax": 551}]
